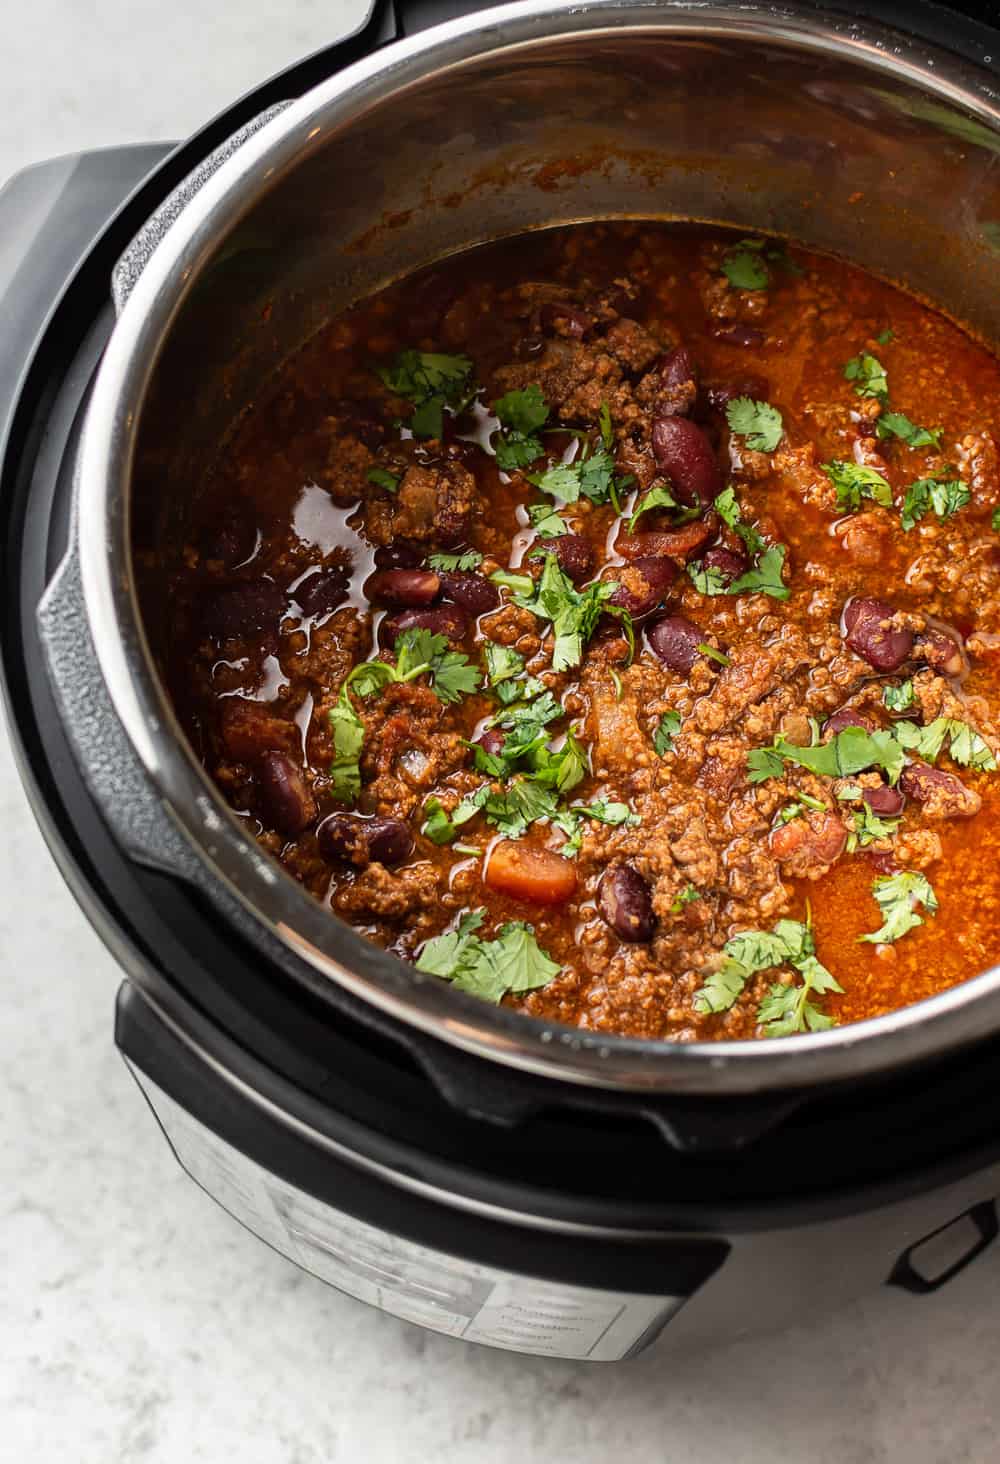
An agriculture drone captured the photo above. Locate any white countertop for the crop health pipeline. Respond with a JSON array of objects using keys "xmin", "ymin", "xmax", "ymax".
[{"xmin": 3, "ymin": 4, "xmax": 1000, "ymax": 1458}]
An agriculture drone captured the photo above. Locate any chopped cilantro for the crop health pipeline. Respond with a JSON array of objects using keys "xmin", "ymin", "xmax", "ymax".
[
  {"xmin": 698, "ymin": 643, "xmax": 732, "ymax": 668},
  {"xmin": 527, "ymin": 503, "xmax": 568, "ymax": 538},
  {"xmin": 860, "ymin": 871, "xmax": 937, "ymax": 945},
  {"xmin": 687, "ymin": 562, "xmax": 729, "ymax": 596},
  {"xmin": 627, "ymin": 483, "xmax": 681, "ymax": 532},
  {"xmin": 721, "ymin": 242, "xmax": 770, "ymax": 291},
  {"xmin": 514, "ymin": 552, "xmax": 631, "ymax": 671},
  {"xmin": 670, "ymin": 886, "xmax": 701, "ymax": 914},
  {"xmin": 883, "ymin": 680, "xmax": 915, "ymax": 713},
  {"xmin": 694, "ymin": 916, "xmax": 842, "ymax": 1033},
  {"xmin": 653, "ymin": 710, "xmax": 681, "ymax": 757},
  {"xmin": 528, "ymin": 446, "xmax": 624, "ymax": 508},
  {"xmin": 900, "ymin": 477, "xmax": 970, "ymax": 531},
  {"xmin": 366, "ymin": 466, "xmax": 400, "ymax": 493},
  {"xmin": 876, "ymin": 411, "xmax": 942, "ymax": 450},
  {"xmin": 492, "ymin": 385, "xmax": 549, "ymax": 471},
  {"xmin": 876, "ymin": 328, "xmax": 894, "ymax": 345},
  {"xmin": 491, "ymin": 568, "xmax": 536, "ymax": 597},
  {"xmin": 725, "ymin": 396, "xmax": 784, "ymax": 453},
  {"xmin": 422, "ymin": 796, "xmax": 460, "ymax": 846},
  {"xmin": 843, "ymin": 352, "xmax": 888, "ymax": 401},
  {"xmin": 747, "ymin": 724, "xmax": 905, "ymax": 785},
  {"xmin": 484, "ymin": 642, "xmax": 525, "ymax": 689},
  {"xmin": 728, "ymin": 544, "xmax": 790, "ymax": 601},
  {"xmin": 894, "ymin": 718, "xmax": 997, "ymax": 771},
  {"xmin": 376, "ymin": 349, "xmax": 474, "ymax": 440},
  {"xmin": 714, "ymin": 486, "xmax": 766, "ymax": 558},
  {"xmin": 821, "ymin": 460, "xmax": 892, "ymax": 512},
  {"xmin": 416, "ymin": 910, "xmax": 560, "ymax": 1003},
  {"xmin": 426, "ymin": 548, "xmax": 483, "ymax": 571},
  {"xmin": 777, "ymin": 792, "xmax": 827, "ymax": 824},
  {"xmin": 993, "ymin": 507, "xmax": 1000, "ymax": 533},
  {"xmin": 328, "ymin": 685, "xmax": 365, "ymax": 804},
  {"xmin": 347, "ymin": 628, "xmax": 479, "ymax": 706},
  {"xmin": 599, "ymin": 400, "xmax": 615, "ymax": 452},
  {"xmin": 525, "ymin": 463, "xmax": 583, "ymax": 503}
]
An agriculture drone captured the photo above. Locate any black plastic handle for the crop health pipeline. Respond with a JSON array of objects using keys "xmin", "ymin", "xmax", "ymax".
[{"xmin": 888, "ymin": 1200, "xmax": 999, "ymax": 1295}]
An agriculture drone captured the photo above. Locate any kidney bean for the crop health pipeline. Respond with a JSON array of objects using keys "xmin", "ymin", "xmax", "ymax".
[
  {"xmin": 824, "ymin": 707, "xmax": 874, "ymax": 737},
  {"xmin": 843, "ymin": 597, "xmax": 914, "ymax": 672},
  {"xmin": 770, "ymin": 812, "xmax": 847, "ymax": 872},
  {"xmin": 475, "ymin": 727, "xmax": 506, "ymax": 759},
  {"xmin": 381, "ymin": 605, "xmax": 469, "ymax": 646},
  {"xmin": 703, "ymin": 375, "xmax": 770, "ymax": 411},
  {"xmin": 257, "ymin": 753, "xmax": 317, "ymax": 837},
  {"xmin": 538, "ymin": 301, "xmax": 595, "ymax": 338},
  {"xmin": 899, "ymin": 762, "xmax": 982, "ymax": 819},
  {"xmin": 607, "ymin": 557, "xmax": 676, "ymax": 620},
  {"xmin": 703, "ymin": 546, "xmax": 749, "ymax": 585},
  {"xmin": 646, "ymin": 614, "xmax": 705, "ymax": 674},
  {"xmin": 484, "ymin": 841, "xmax": 577, "ymax": 905},
  {"xmin": 711, "ymin": 324, "xmax": 765, "ymax": 348},
  {"xmin": 615, "ymin": 518, "xmax": 714, "ymax": 564},
  {"xmin": 916, "ymin": 627, "xmax": 966, "ymax": 679},
  {"xmin": 538, "ymin": 534, "xmax": 594, "ymax": 585},
  {"xmin": 373, "ymin": 540, "xmax": 425, "ymax": 571},
  {"xmin": 659, "ymin": 345, "xmax": 696, "ymax": 392},
  {"xmin": 364, "ymin": 568, "xmax": 441, "ymax": 608},
  {"xmin": 202, "ymin": 579, "xmax": 285, "ymax": 640},
  {"xmin": 438, "ymin": 571, "xmax": 501, "ymax": 614},
  {"xmin": 650, "ymin": 416, "xmax": 723, "ymax": 506},
  {"xmin": 200, "ymin": 510, "xmax": 257, "ymax": 569},
  {"xmin": 866, "ymin": 849, "xmax": 898, "ymax": 876},
  {"xmin": 863, "ymin": 784, "xmax": 905, "ymax": 817},
  {"xmin": 597, "ymin": 865, "xmax": 655, "ymax": 943},
  {"xmin": 295, "ymin": 565, "xmax": 351, "ymax": 618},
  {"xmin": 318, "ymin": 813, "xmax": 413, "ymax": 867}
]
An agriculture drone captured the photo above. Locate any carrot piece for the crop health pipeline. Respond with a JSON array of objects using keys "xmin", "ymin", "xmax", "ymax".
[{"xmin": 484, "ymin": 841, "xmax": 577, "ymax": 906}]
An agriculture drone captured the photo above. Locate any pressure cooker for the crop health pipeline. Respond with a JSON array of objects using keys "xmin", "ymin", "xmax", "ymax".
[{"xmin": 3, "ymin": 0, "xmax": 1000, "ymax": 1358}]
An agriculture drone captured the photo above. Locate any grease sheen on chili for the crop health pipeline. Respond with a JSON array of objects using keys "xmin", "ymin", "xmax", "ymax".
[{"xmin": 150, "ymin": 224, "xmax": 1000, "ymax": 1040}]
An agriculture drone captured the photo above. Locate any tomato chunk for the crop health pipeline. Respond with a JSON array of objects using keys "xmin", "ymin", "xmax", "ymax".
[{"xmin": 484, "ymin": 842, "xmax": 577, "ymax": 906}]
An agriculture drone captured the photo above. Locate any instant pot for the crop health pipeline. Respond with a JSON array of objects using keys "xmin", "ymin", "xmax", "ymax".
[{"xmin": 5, "ymin": 0, "xmax": 1000, "ymax": 1358}]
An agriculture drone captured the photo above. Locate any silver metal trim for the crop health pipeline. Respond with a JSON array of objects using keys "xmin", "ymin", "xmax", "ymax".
[{"xmin": 75, "ymin": 0, "xmax": 1000, "ymax": 1093}]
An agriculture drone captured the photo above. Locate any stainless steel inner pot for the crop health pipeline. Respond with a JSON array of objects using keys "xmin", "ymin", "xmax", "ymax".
[{"xmin": 73, "ymin": 0, "xmax": 1000, "ymax": 1093}]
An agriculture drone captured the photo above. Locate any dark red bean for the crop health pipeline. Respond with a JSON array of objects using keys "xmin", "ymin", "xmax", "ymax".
[
  {"xmin": 538, "ymin": 301, "xmax": 595, "ymax": 338},
  {"xmin": 318, "ymin": 813, "xmax": 413, "ymax": 867},
  {"xmin": 373, "ymin": 540, "xmax": 425, "ymax": 571},
  {"xmin": 616, "ymin": 518, "xmax": 714, "ymax": 564},
  {"xmin": 438, "ymin": 571, "xmax": 501, "ymax": 614},
  {"xmin": 257, "ymin": 753, "xmax": 317, "ymax": 837},
  {"xmin": 546, "ymin": 535, "xmax": 595, "ymax": 585},
  {"xmin": 200, "ymin": 510, "xmax": 257, "ymax": 569},
  {"xmin": 856, "ymin": 418, "xmax": 878, "ymax": 441},
  {"xmin": 475, "ymin": 728, "xmax": 506, "ymax": 758},
  {"xmin": 650, "ymin": 416, "xmax": 723, "ymax": 506},
  {"xmin": 703, "ymin": 546, "xmax": 749, "ymax": 585},
  {"xmin": 295, "ymin": 565, "xmax": 351, "ymax": 618},
  {"xmin": 381, "ymin": 605, "xmax": 469, "ymax": 646},
  {"xmin": 866, "ymin": 850, "xmax": 898, "ymax": 876},
  {"xmin": 649, "ymin": 346, "xmax": 698, "ymax": 417},
  {"xmin": 646, "ymin": 615, "xmax": 705, "ymax": 674},
  {"xmin": 703, "ymin": 375, "xmax": 770, "ymax": 411},
  {"xmin": 711, "ymin": 324, "xmax": 765, "ymax": 348},
  {"xmin": 843, "ymin": 597, "xmax": 914, "ymax": 673},
  {"xmin": 863, "ymin": 784, "xmax": 905, "ymax": 817},
  {"xmin": 203, "ymin": 579, "xmax": 285, "ymax": 640},
  {"xmin": 916, "ymin": 627, "xmax": 965, "ymax": 679},
  {"xmin": 597, "ymin": 865, "xmax": 655, "ymax": 943},
  {"xmin": 899, "ymin": 762, "xmax": 982, "ymax": 819},
  {"xmin": 660, "ymin": 345, "xmax": 696, "ymax": 392},
  {"xmin": 607, "ymin": 557, "xmax": 677, "ymax": 620},
  {"xmin": 824, "ymin": 707, "xmax": 874, "ymax": 737},
  {"xmin": 364, "ymin": 568, "xmax": 441, "ymax": 608}
]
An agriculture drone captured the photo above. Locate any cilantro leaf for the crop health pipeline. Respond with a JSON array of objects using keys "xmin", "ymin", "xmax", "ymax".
[
  {"xmin": 670, "ymin": 886, "xmax": 701, "ymax": 914},
  {"xmin": 895, "ymin": 717, "xmax": 997, "ymax": 772},
  {"xmin": 599, "ymin": 400, "xmax": 614, "ymax": 452},
  {"xmin": 725, "ymin": 397, "xmax": 784, "ymax": 453},
  {"xmin": 492, "ymin": 385, "xmax": 549, "ymax": 470},
  {"xmin": 843, "ymin": 352, "xmax": 888, "ymax": 401},
  {"xmin": 901, "ymin": 477, "xmax": 970, "ymax": 532},
  {"xmin": 721, "ymin": 244, "xmax": 770, "ymax": 291},
  {"xmin": 728, "ymin": 543, "xmax": 790, "ymax": 601},
  {"xmin": 821, "ymin": 459, "xmax": 892, "ymax": 511},
  {"xmin": 876, "ymin": 328, "xmax": 894, "ymax": 345},
  {"xmin": 695, "ymin": 917, "xmax": 842, "ymax": 1031},
  {"xmin": 349, "ymin": 629, "xmax": 479, "ymax": 706},
  {"xmin": 516, "ymin": 552, "xmax": 627, "ymax": 672},
  {"xmin": 427, "ymin": 548, "xmax": 483, "ymax": 571},
  {"xmin": 527, "ymin": 502, "xmax": 568, "ymax": 538},
  {"xmin": 420, "ymin": 916, "xmax": 560, "ymax": 1003},
  {"xmin": 578, "ymin": 449, "xmax": 619, "ymax": 504},
  {"xmin": 422, "ymin": 796, "xmax": 459, "ymax": 846},
  {"xmin": 484, "ymin": 642, "xmax": 525, "ymax": 688},
  {"xmin": 377, "ymin": 349, "xmax": 474, "ymax": 440},
  {"xmin": 687, "ymin": 562, "xmax": 729, "ymax": 596},
  {"xmin": 628, "ymin": 484, "xmax": 681, "ymax": 532},
  {"xmin": 846, "ymin": 800, "xmax": 900, "ymax": 852},
  {"xmin": 698, "ymin": 643, "xmax": 732, "ymax": 668},
  {"xmin": 747, "ymin": 725, "xmax": 905, "ymax": 785},
  {"xmin": 526, "ymin": 463, "xmax": 582, "ymax": 503},
  {"xmin": 653, "ymin": 710, "xmax": 681, "ymax": 757},
  {"xmin": 876, "ymin": 411, "xmax": 942, "ymax": 449},
  {"xmin": 883, "ymin": 680, "xmax": 915, "ymax": 713},
  {"xmin": 860, "ymin": 870, "xmax": 938, "ymax": 945},
  {"xmin": 415, "ymin": 909, "xmax": 485, "ymax": 976},
  {"xmin": 491, "ymin": 568, "xmax": 536, "ymax": 597},
  {"xmin": 328, "ymin": 685, "xmax": 365, "ymax": 804},
  {"xmin": 993, "ymin": 508, "xmax": 1000, "ymax": 533},
  {"xmin": 366, "ymin": 467, "xmax": 400, "ymax": 493},
  {"xmin": 714, "ymin": 486, "xmax": 766, "ymax": 558}
]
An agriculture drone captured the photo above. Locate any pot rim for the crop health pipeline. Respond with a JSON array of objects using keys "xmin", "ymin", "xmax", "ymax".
[{"xmin": 76, "ymin": 0, "xmax": 1000, "ymax": 1094}]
